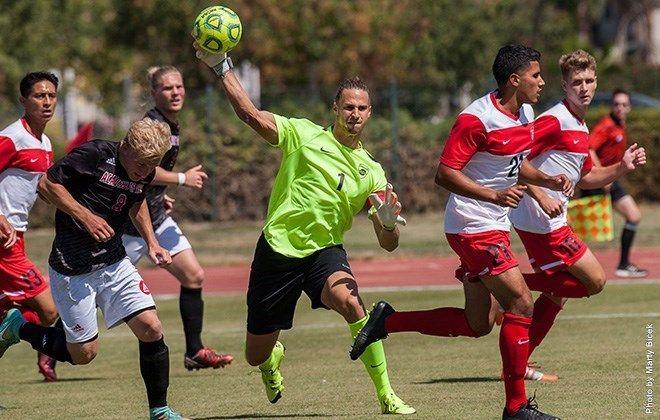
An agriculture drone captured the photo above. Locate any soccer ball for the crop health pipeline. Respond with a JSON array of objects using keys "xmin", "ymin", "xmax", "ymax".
[{"xmin": 192, "ymin": 6, "xmax": 242, "ymax": 54}]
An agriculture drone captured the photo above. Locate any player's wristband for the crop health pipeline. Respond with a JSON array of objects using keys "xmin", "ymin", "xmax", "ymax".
[
  {"xmin": 177, "ymin": 173, "xmax": 186, "ymax": 186},
  {"xmin": 212, "ymin": 56, "xmax": 234, "ymax": 78}
]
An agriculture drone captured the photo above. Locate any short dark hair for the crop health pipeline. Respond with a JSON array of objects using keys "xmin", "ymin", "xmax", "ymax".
[
  {"xmin": 492, "ymin": 44, "xmax": 541, "ymax": 87},
  {"xmin": 20, "ymin": 71, "xmax": 59, "ymax": 97},
  {"xmin": 334, "ymin": 76, "xmax": 370, "ymax": 103},
  {"xmin": 612, "ymin": 88, "xmax": 629, "ymax": 99}
]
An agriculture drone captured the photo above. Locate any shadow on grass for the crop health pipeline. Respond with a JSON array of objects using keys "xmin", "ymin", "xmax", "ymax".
[
  {"xmin": 416, "ymin": 376, "xmax": 501, "ymax": 384},
  {"xmin": 196, "ymin": 414, "xmax": 337, "ymax": 419},
  {"xmin": 32, "ymin": 377, "xmax": 105, "ymax": 383}
]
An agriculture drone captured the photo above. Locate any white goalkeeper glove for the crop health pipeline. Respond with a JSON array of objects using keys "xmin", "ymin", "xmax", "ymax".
[
  {"xmin": 192, "ymin": 42, "xmax": 234, "ymax": 78},
  {"xmin": 368, "ymin": 183, "xmax": 407, "ymax": 231}
]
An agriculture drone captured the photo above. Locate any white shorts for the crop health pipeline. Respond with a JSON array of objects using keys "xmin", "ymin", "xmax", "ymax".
[
  {"xmin": 122, "ymin": 216, "xmax": 192, "ymax": 265},
  {"xmin": 48, "ymin": 257, "xmax": 156, "ymax": 343}
]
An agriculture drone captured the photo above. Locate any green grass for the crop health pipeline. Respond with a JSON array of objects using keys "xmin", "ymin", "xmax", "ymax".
[
  {"xmin": 1, "ymin": 283, "xmax": 658, "ymax": 419},
  {"xmin": 23, "ymin": 204, "xmax": 660, "ymax": 271}
]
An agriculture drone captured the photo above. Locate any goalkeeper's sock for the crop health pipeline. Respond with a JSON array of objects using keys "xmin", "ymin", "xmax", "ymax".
[{"xmin": 348, "ymin": 315, "xmax": 392, "ymax": 397}]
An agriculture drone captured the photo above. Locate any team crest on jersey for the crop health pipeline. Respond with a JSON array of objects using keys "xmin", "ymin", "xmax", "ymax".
[
  {"xmin": 105, "ymin": 158, "xmax": 115, "ymax": 165},
  {"xmin": 615, "ymin": 134, "xmax": 623, "ymax": 143},
  {"xmin": 358, "ymin": 163, "xmax": 369, "ymax": 178}
]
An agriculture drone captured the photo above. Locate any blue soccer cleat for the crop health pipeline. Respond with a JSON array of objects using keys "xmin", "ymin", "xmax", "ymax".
[{"xmin": 0, "ymin": 308, "xmax": 25, "ymax": 358}]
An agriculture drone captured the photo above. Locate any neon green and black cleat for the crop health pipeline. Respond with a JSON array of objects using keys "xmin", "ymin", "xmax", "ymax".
[
  {"xmin": 0, "ymin": 309, "xmax": 24, "ymax": 358},
  {"xmin": 259, "ymin": 341, "xmax": 285, "ymax": 404},
  {"xmin": 379, "ymin": 391, "xmax": 416, "ymax": 415}
]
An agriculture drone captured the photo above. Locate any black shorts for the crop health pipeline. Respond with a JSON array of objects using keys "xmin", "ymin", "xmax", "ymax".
[
  {"xmin": 581, "ymin": 180, "xmax": 628, "ymax": 203},
  {"xmin": 246, "ymin": 234, "xmax": 353, "ymax": 335}
]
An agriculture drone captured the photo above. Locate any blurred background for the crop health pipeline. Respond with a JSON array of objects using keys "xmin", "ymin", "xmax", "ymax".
[{"xmin": 0, "ymin": 0, "xmax": 657, "ymax": 226}]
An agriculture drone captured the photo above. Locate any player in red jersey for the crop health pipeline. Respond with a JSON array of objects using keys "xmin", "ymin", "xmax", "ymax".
[
  {"xmin": 508, "ymin": 50, "xmax": 646, "ymax": 380},
  {"xmin": 352, "ymin": 45, "xmax": 572, "ymax": 420},
  {"xmin": 582, "ymin": 89, "xmax": 647, "ymax": 278},
  {"xmin": 0, "ymin": 72, "xmax": 60, "ymax": 381}
]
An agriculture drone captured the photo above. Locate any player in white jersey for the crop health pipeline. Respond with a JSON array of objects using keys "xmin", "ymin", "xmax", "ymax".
[
  {"xmin": 0, "ymin": 72, "xmax": 60, "ymax": 381},
  {"xmin": 509, "ymin": 50, "xmax": 646, "ymax": 380},
  {"xmin": 352, "ymin": 45, "xmax": 573, "ymax": 420}
]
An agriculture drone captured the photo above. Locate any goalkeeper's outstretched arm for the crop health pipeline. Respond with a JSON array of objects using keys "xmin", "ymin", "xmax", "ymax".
[
  {"xmin": 220, "ymin": 71, "xmax": 278, "ymax": 145},
  {"xmin": 193, "ymin": 44, "xmax": 278, "ymax": 145}
]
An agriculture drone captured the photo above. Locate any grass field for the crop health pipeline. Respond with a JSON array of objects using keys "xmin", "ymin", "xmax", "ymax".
[
  {"xmin": 23, "ymin": 204, "xmax": 660, "ymax": 271},
  {"xmin": 0, "ymin": 282, "xmax": 658, "ymax": 419}
]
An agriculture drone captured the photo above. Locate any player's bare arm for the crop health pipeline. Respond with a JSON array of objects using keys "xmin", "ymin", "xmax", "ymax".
[
  {"xmin": 193, "ymin": 45, "xmax": 278, "ymax": 145},
  {"xmin": 0, "ymin": 214, "xmax": 17, "ymax": 248},
  {"xmin": 519, "ymin": 159, "xmax": 574, "ymax": 196},
  {"xmin": 38, "ymin": 175, "xmax": 115, "ymax": 242},
  {"xmin": 150, "ymin": 165, "xmax": 208, "ymax": 189},
  {"xmin": 578, "ymin": 143, "xmax": 646, "ymax": 189},
  {"xmin": 524, "ymin": 184, "xmax": 563, "ymax": 218},
  {"xmin": 129, "ymin": 199, "xmax": 172, "ymax": 266},
  {"xmin": 436, "ymin": 163, "xmax": 527, "ymax": 208}
]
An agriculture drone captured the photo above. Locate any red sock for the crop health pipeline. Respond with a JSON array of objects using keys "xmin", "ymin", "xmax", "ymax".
[
  {"xmin": 528, "ymin": 295, "xmax": 562, "ymax": 357},
  {"xmin": 500, "ymin": 312, "xmax": 531, "ymax": 414},
  {"xmin": 385, "ymin": 307, "xmax": 479, "ymax": 337},
  {"xmin": 19, "ymin": 307, "xmax": 42, "ymax": 325},
  {"xmin": 523, "ymin": 272, "xmax": 589, "ymax": 298}
]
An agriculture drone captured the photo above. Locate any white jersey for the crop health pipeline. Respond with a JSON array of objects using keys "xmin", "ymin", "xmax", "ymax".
[
  {"xmin": 0, "ymin": 119, "xmax": 53, "ymax": 231},
  {"xmin": 439, "ymin": 91, "xmax": 534, "ymax": 234},
  {"xmin": 509, "ymin": 101, "xmax": 593, "ymax": 233}
]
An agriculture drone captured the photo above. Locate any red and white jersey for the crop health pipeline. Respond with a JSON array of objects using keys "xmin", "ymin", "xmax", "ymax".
[
  {"xmin": 0, "ymin": 118, "xmax": 53, "ymax": 232},
  {"xmin": 509, "ymin": 101, "xmax": 592, "ymax": 233},
  {"xmin": 439, "ymin": 91, "xmax": 534, "ymax": 234}
]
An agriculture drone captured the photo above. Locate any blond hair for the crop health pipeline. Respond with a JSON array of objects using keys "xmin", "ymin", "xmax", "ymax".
[
  {"xmin": 559, "ymin": 50, "xmax": 596, "ymax": 78},
  {"xmin": 121, "ymin": 118, "xmax": 171, "ymax": 162},
  {"xmin": 146, "ymin": 65, "xmax": 181, "ymax": 90}
]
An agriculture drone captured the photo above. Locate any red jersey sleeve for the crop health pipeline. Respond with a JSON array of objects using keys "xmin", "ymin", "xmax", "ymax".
[
  {"xmin": 588, "ymin": 117, "xmax": 612, "ymax": 152},
  {"xmin": 439, "ymin": 114, "xmax": 487, "ymax": 170},
  {"xmin": 528, "ymin": 115, "xmax": 560, "ymax": 159},
  {"xmin": 581, "ymin": 153, "xmax": 593, "ymax": 175},
  {"xmin": 0, "ymin": 136, "xmax": 17, "ymax": 173}
]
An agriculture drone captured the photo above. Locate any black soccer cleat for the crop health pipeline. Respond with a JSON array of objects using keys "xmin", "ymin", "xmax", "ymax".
[
  {"xmin": 349, "ymin": 301, "xmax": 395, "ymax": 361},
  {"xmin": 502, "ymin": 396, "xmax": 560, "ymax": 420}
]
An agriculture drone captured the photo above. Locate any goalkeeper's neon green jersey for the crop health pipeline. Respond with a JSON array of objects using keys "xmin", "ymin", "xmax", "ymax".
[{"xmin": 263, "ymin": 115, "xmax": 388, "ymax": 258}]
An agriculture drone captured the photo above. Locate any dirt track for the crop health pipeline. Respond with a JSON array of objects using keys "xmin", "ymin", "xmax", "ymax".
[{"xmin": 140, "ymin": 248, "xmax": 660, "ymax": 296}]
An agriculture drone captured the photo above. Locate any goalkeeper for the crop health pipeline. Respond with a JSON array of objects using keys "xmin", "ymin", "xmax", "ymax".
[{"xmin": 194, "ymin": 45, "xmax": 414, "ymax": 415}]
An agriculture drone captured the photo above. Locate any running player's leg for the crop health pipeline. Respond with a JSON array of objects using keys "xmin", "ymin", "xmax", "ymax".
[
  {"xmin": 125, "ymin": 309, "xmax": 173, "ymax": 416},
  {"xmin": 22, "ymin": 290, "xmax": 60, "ymax": 381},
  {"xmin": 6, "ymin": 267, "xmax": 101, "ymax": 365},
  {"xmin": 158, "ymin": 217, "xmax": 233, "ymax": 369},
  {"xmin": 246, "ymin": 331, "xmax": 286, "ymax": 404},
  {"xmin": 245, "ymin": 235, "xmax": 302, "ymax": 403},
  {"xmin": 527, "ymin": 247, "xmax": 605, "ymax": 357},
  {"xmin": 99, "ymin": 258, "xmax": 183, "ymax": 418},
  {"xmin": 613, "ymin": 192, "xmax": 647, "ymax": 277},
  {"xmin": 379, "ymin": 279, "xmax": 494, "ymax": 338},
  {"xmin": 319, "ymin": 269, "xmax": 415, "ymax": 414},
  {"xmin": 164, "ymin": 248, "xmax": 232, "ymax": 368},
  {"xmin": 480, "ymin": 268, "xmax": 535, "ymax": 417}
]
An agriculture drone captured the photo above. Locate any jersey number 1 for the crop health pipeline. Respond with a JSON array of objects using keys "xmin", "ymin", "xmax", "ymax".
[{"xmin": 336, "ymin": 173, "xmax": 345, "ymax": 191}]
